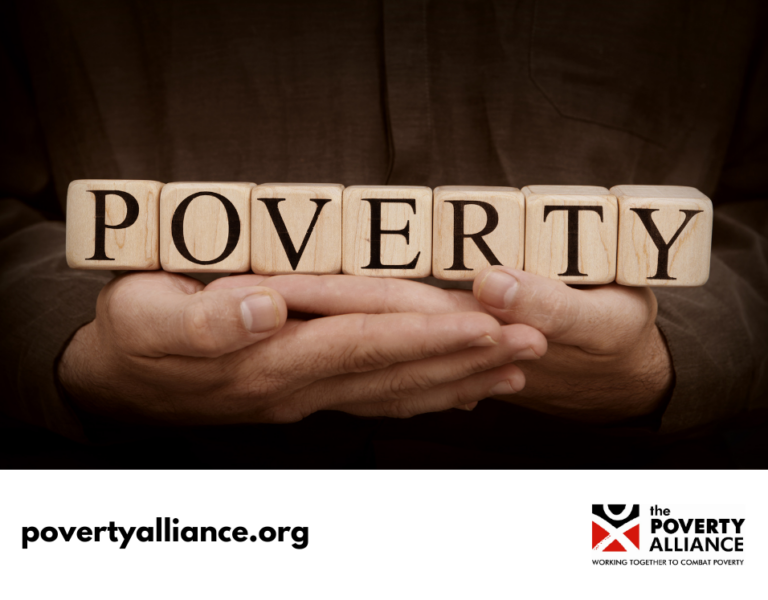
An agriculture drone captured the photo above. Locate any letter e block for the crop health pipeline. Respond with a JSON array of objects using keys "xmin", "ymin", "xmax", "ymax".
[
  {"xmin": 251, "ymin": 183, "xmax": 342, "ymax": 274},
  {"xmin": 612, "ymin": 185, "xmax": 713, "ymax": 286},
  {"xmin": 66, "ymin": 179, "xmax": 162, "ymax": 270},
  {"xmin": 432, "ymin": 186, "xmax": 524, "ymax": 281},
  {"xmin": 343, "ymin": 185, "xmax": 432, "ymax": 278},
  {"xmin": 523, "ymin": 185, "xmax": 618, "ymax": 284},
  {"xmin": 160, "ymin": 182, "xmax": 253, "ymax": 273}
]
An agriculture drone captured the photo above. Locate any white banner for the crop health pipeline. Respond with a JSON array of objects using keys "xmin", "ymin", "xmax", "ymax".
[{"xmin": 1, "ymin": 470, "xmax": 765, "ymax": 599}]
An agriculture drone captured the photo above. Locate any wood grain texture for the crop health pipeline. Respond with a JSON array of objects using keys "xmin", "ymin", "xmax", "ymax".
[
  {"xmin": 160, "ymin": 182, "xmax": 253, "ymax": 273},
  {"xmin": 432, "ymin": 186, "xmax": 524, "ymax": 281},
  {"xmin": 612, "ymin": 185, "xmax": 713, "ymax": 287},
  {"xmin": 523, "ymin": 185, "xmax": 618, "ymax": 284},
  {"xmin": 342, "ymin": 185, "xmax": 432, "ymax": 278},
  {"xmin": 251, "ymin": 183, "xmax": 342, "ymax": 274},
  {"xmin": 66, "ymin": 179, "xmax": 162, "ymax": 270}
]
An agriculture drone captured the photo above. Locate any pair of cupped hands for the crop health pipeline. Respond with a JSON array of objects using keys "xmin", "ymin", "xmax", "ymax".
[{"xmin": 58, "ymin": 267, "xmax": 673, "ymax": 426}]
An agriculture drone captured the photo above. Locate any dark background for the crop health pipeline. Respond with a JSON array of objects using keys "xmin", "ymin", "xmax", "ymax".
[{"xmin": 1, "ymin": 0, "xmax": 766, "ymax": 468}]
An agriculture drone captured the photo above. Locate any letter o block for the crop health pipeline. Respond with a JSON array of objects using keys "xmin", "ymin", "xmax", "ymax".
[
  {"xmin": 432, "ymin": 186, "xmax": 524, "ymax": 281},
  {"xmin": 66, "ymin": 179, "xmax": 162, "ymax": 270},
  {"xmin": 251, "ymin": 183, "xmax": 343, "ymax": 275},
  {"xmin": 342, "ymin": 185, "xmax": 432, "ymax": 278},
  {"xmin": 523, "ymin": 185, "xmax": 618, "ymax": 284},
  {"xmin": 612, "ymin": 185, "xmax": 713, "ymax": 287},
  {"xmin": 160, "ymin": 182, "xmax": 254, "ymax": 273}
]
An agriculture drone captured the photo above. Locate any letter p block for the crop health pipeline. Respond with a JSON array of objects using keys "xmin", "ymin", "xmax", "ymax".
[{"xmin": 66, "ymin": 179, "xmax": 162, "ymax": 270}]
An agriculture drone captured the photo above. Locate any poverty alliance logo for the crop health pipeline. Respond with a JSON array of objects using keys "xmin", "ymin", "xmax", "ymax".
[{"xmin": 592, "ymin": 505, "xmax": 640, "ymax": 552}]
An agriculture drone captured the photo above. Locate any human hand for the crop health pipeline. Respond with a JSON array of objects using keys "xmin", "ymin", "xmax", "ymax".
[
  {"xmin": 472, "ymin": 267, "xmax": 673, "ymax": 422},
  {"xmin": 57, "ymin": 271, "xmax": 546, "ymax": 425}
]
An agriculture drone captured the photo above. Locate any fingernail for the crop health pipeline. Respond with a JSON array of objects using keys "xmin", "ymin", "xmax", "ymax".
[
  {"xmin": 468, "ymin": 334, "xmax": 499, "ymax": 348},
  {"xmin": 489, "ymin": 380, "xmax": 515, "ymax": 396},
  {"xmin": 478, "ymin": 270, "xmax": 518, "ymax": 308},
  {"xmin": 512, "ymin": 347, "xmax": 540, "ymax": 361},
  {"xmin": 457, "ymin": 402, "xmax": 479, "ymax": 412},
  {"xmin": 240, "ymin": 293, "xmax": 279, "ymax": 333}
]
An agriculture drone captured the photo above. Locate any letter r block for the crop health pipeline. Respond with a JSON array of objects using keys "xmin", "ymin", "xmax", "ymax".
[
  {"xmin": 160, "ymin": 182, "xmax": 253, "ymax": 273},
  {"xmin": 342, "ymin": 185, "xmax": 432, "ymax": 278},
  {"xmin": 523, "ymin": 185, "xmax": 618, "ymax": 284},
  {"xmin": 612, "ymin": 185, "xmax": 713, "ymax": 286},
  {"xmin": 66, "ymin": 179, "xmax": 162, "ymax": 270},
  {"xmin": 251, "ymin": 183, "xmax": 343, "ymax": 275},
  {"xmin": 432, "ymin": 186, "xmax": 524, "ymax": 281}
]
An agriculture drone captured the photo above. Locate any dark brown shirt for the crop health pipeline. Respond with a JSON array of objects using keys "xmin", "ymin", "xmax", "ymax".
[{"xmin": 1, "ymin": 0, "xmax": 766, "ymax": 467}]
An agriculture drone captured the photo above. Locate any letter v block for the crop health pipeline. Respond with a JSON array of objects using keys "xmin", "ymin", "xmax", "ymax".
[
  {"xmin": 251, "ymin": 183, "xmax": 342, "ymax": 274},
  {"xmin": 433, "ymin": 186, "xmax": 524, "ymax": 281},
  {"xmin": 160, "ymin": 182, "xmax": 253, "ymax": 273},
  {"xmin": 343, "ymin": 185, "xmax": 432, "ymax": 278},
  {"xmin": 66, "ymin": 179, "xmax": 162, "ymax": 269},
  {"xmin": 612, "ymin": 185, "xmax": 713, "ymax": 286},
  {"xmin": 523, "ymin": 185, "xmax": 618, "ymax": 284}
]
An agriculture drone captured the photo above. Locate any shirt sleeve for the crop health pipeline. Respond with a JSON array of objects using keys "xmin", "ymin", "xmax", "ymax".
[
  {"xmin": 655, "ymin": 21, "xmax": 768, "ymax": 436},
  {"xmin": 0, "ymin": 33, "xmax": 113, "ymax": 442}
]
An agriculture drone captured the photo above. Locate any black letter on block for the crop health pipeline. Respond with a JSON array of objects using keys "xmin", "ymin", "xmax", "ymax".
[
  {"xmin": 171, "ymin": 192, "xmax": 240, "ymax": 265},
  {"xmin": 445, "ymin": 200, "xmax": 501, "ymax": 271},
  {"xmin": 257, "ymin": 198, "xmax": 331, "ymax": 270},
  {"xmin": 630, "ymin": 209, "xmax": 703, "ymax": 280},
  {"xmin": 543, "ymin": 205, "xmax": 604, "ymax": 277},
  {"xmin": 362, "ymin": 199, "xmax": 420, "ymax": 270},
  {"xmin": 86, "ymin": 190, "xmax": 140, "ymax": 261}
]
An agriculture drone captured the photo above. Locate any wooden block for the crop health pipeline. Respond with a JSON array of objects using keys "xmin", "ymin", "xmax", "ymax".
[
  {"xmin": 160, "ymin": 182, "xmax": 253, "ymax": 273},
  {"xmin": 251, "ymin": 183, "xmax": 342, "ymax": 275},
  {"xmin": 432, "ymin": 186, "xmax": 524, "ymax": 281},
  {"xmin": 612, "ymin": 185, "xmax": 713, "ymax": 287},
  {"xmin": 523, "ymin": 185, "xmax": 618, "ymax": 284},
  {"xmin": 66, "ymin": 179, "xmax": 162, "ymax": 270},
  {"xmin": 342, "ymin": 185, "xmax": 432, "ymax": 278}
]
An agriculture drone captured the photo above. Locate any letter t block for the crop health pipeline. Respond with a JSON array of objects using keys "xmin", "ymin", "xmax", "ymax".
[
  {"xmin": 523, "ymin": 185, "xmax": 618, "ymax": 284},
  {"xmin": 342, "ymin": 185, "xmax": 432, "ymax": 278},
  {"xmin": 612, "ymin": 185, "xmax": 713, "ymax": 286}
]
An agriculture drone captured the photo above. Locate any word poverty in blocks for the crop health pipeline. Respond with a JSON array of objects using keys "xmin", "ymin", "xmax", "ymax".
[{"xmin": 65, "ymin": 181, "xmax": 713, "ymax": 286}]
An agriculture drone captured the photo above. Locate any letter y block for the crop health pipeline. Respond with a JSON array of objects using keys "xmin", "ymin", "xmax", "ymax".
[{"xmin": 612, "ymin": 185, "xmax": 713, "ymax": 286}]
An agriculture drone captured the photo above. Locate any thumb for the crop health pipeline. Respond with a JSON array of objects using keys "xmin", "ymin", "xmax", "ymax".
[
  {"xmin": 104, "ymin": 273, "xmax": 287, "ymax": 358},
  {"xmin": 473, "ymin": 266, "xmax": 653, "ymax": 351}
]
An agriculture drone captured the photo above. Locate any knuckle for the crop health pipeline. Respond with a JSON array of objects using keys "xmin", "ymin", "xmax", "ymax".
[
  {"xmin": 181, "ymin": 297, "xmax": 224, "ymax": 356},
  {"xmin": 533, "ymin": 284, "xmax": 574, "ymax": 336},
  {"xmin": 340, "ymin": 316, "xmax": 395, "ymax": 372}
]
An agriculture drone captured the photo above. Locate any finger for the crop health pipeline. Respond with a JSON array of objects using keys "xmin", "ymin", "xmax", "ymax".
[
  {"xmin": 473, "ymin": 267, "xmax": 656, "ymax": 352},
  {"xmin": 101, "ymin": 271, "xmax": 287, "ymax": 358},
  {"xmin": 307, "ymin": 323, "xmax": 544, "ymax": 409},
  {"xmin": 243, "ymin": 310, "xmax": 506, "ymax": 382},
  {"xmin": 325, "ymin": 362, "xmax": 527, "ymax": 419},
  {"xmin": 204, "ymin": 274, "xmax": 270, "ymax": 290},
  {"xmin": 209, "ymin": 273, "xmax": 484, "ymax": 315}
]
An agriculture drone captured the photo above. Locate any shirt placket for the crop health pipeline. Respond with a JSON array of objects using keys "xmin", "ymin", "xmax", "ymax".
[{"xmin": 382, "ymin": 0, "xmax": 433, "ymax": 185}]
